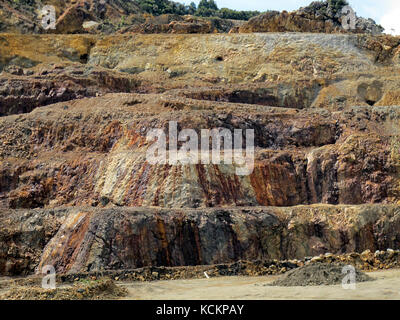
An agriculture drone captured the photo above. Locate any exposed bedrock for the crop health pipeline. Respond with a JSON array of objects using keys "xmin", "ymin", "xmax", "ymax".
[
  {"xmin": 0, "ymin": 32, "xmax": 399, "ymax": 278},
  {"xmin": 238, "ymin": 7, "xmax": 384, "ymax": 35},
  {"xmin": 1, "ymin": 204, "xmax": 399, "ymax": 275},
  {"xmin": 0, "ymin": 94, "xmax": 399, "ymax": 209},
  {"xmin": 1, "ymin": 33, "xmax": 400, "ymax": 116},
  {"xmin": 0, "ymin": 66, "xmax": 140, "ymax": 116}
]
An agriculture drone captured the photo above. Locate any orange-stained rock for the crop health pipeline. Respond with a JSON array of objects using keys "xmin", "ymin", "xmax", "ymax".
[
  {"xmin": 2, "ymin": 204, "xmax": 400, "ymax": 275},
  {"xmin": 0, "ymin": 93, "xmax": 399, "ymax": 210},
  {"xmin": 0, "ymin": 9, "xmax": 399, "ymax": 278}
]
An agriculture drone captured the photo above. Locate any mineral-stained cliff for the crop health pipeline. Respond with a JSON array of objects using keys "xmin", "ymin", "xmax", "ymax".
[
  {"xmin": 0, "ymin": 93, "xmax": 399, "ymax": 209},
  {"xmin": 0, "ymin": 31, "xmax": 399, "ymax": 276},
  {"xmin": 2, "ymin": 205, "xmax": 400, "ymax": 275}
]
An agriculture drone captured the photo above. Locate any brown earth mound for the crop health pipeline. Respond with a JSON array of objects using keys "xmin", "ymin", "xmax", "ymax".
[{"xmin": 269, "ymin": 263, "xmax": 373, "ymax": 287}]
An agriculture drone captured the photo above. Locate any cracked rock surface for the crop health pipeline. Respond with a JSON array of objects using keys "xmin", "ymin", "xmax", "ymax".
[{"xmin": 0, "ymin": 31, "xmax": 399, "ymax": 276}]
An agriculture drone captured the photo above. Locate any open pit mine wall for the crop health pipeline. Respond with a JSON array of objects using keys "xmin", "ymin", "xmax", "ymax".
[
  {"xmin": 0, "ymin": 32, "xmax": 399, "ymax": 276},
  {"xmin": 1, "ymin": 94, "xmax": 399, "ymax": 210},
  {"xmin": 1, "ymin": 205, "xmax": 400, "ymax": 275},
  {"xmin": 1, "ymin": 33, "xmax": 400, "ymax": 117}
]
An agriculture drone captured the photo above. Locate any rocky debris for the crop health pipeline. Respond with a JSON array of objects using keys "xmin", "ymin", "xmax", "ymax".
[
  {"xmin": 239, "ymin": 1, "xmax": 384, "ymax": 34},
  {"xmin": 1, "ymin": 251, "xmax": 397, "ymax": 299},
  {"xmin": 291, "ymin": 249, "xmax": 400, "ymax": 272},
  {"xmin": 0, "ymin": 277, "xmax": 127, "ymax": 300},
  {"xmin": 0, "ymin": 0, "xmax": 39, "ymax": 34},
  {"xmin": 343, "ymin": 249, "xmax": 400, "ymax": 271},
  {"xmin": 356, "ymin": 34, "xmax": 400, "ymax": 64},
  {"xmin": 18, "ymin": 249, "xmax": 400, "ymax": 283},
  {"xmin": 269, "ymin": 262, "xmax": 372, "ymax": 287},
  {"xmin": 59, "ymin": 260, "xmax": 303, "ymax": 282}
]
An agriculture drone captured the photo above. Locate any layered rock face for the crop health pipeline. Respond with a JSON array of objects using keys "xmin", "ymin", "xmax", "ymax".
[
  {"xmin": 2, "ymin": 205, "xmax": 400, "ymax": 275},
  {"xmin": 0, "ymin": 93, "xmax": 399, "ymax": 209},
  {"xmin": 0, "ymin": 31, "xmax": 399, "ymax": 276},
  {"xmin": 1, "ymin": 33, "xmax": 400, "ymax": 116}
]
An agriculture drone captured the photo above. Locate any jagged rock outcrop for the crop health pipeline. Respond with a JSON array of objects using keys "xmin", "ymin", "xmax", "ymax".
[
  {"xmin": 0, "ymin": 0, "xmax": 242, "ymax": 35},
  {"xmin": 239, "ymin": 10, "xmax": 341, "ymax": 34},
  {"xmin": 0, "ymin": 0, "xmax": 141, "ymax": 34},
  {"xmin": 53, "ymin": 2, "xmax": 96, "ymax": 34},
  {"xmin": 239, "ymin": 1, "xmax": 384, "ymax": 34}
]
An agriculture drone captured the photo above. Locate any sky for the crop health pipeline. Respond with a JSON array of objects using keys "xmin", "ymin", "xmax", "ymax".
[{"xmin": 182, "ymin": 0, "xmax": 400, "ymax": 35}]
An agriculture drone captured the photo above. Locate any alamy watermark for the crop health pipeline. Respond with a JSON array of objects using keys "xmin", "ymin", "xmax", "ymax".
[
  {"xmin": 40, "ymin": 5, "xmax": 56, "ymax": 30},
  {"xmin": 41, "ymin": 265, "xmax": 56, "ymax": 289},
  {"xmin": 341, "ymin": 5, "xmax": 357, "ymax": 31},
  {"xmin": 342, "ymin": 265, "xmax": 356, "ymax": 290},
  {"xmin": 146, "ymin": 121, "xmax": 255, "ymax": 176}
]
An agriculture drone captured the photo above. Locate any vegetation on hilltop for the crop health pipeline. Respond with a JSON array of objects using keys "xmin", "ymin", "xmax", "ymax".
[
  {"xmin": 3, "ymin": 0, "xmax": 363, "ymax": 23},
  {"xmin": 6, "ymin": 0, "xmax": 261, "ymax": 21},
  {"xmin": 133, "ymin": 0, "xmax": 261, "ymax": 20},
  {"xmin": 328, "ymin": 0, "xmax": 349, "ymax": 14},
  {"xmin": 2, "ymin": 0, "xmax": 384, "ymax": 34}
]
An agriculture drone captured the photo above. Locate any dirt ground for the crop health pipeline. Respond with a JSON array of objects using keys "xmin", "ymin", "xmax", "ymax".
[
  {"xmin": 119, "ymin": 269, "xmax": 400, "ymax": 300},
  {"xmin": 1, "ymin": 269, "xmax": 400, "ymax": 300},
  {"xmin": 0, "ymin": 277, "xmax": 127, "ymax": 300}
]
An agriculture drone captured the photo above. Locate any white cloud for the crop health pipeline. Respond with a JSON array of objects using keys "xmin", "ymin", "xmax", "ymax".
[{"xmin": 379, "ymin": 1, "xmax": 400, "ymax": 35}]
